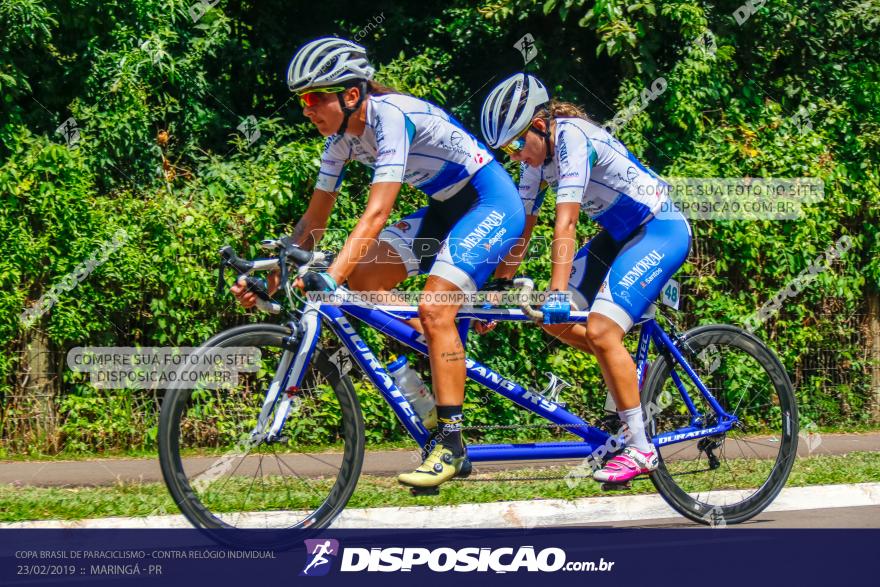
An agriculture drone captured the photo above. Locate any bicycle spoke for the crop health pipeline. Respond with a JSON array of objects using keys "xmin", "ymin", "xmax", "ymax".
[
  {"xmin": 210, "ymin": 449, "xmax": 254, "ymax": 498},
  {"xmin": 645, "ymin": 327, "xmax": 796, "ymax": 524},
  {"xmin": 165, "ymin": 333, "xmax": 359, "ymax": 530},
  {"xmin": 734, "ymin": 437, "xmax": 786, "ymax": 450},
  {"xmin": 235, "ymin": 456, "xmax": 262, "ymax": 527},
  {"xmin": 270, "ymin": 445, "xmax": 327, "ymax": 499}
]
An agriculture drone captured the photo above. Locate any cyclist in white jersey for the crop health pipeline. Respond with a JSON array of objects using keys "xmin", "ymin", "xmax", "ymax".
[
  {"xmin": 232, "ymin": 38, "xmax": 526, "ymax": 489},
  {"xmin": 481, "ymin": 73, "xmax": 692, "ymax": 484}
]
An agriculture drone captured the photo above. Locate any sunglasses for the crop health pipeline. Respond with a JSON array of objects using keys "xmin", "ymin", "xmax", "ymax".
[
  {"xmin": 500, "ymin": 125, "xmax": 532, "ymax": 156},
  {"xmin": 297, "ymin": 86, "xmax": 346, "ymax": 108}
]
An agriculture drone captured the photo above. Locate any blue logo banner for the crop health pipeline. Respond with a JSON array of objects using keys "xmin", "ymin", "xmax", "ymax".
[{"xmin": 1, "ymin": 528, "xmax": 874, "ymax": 586}]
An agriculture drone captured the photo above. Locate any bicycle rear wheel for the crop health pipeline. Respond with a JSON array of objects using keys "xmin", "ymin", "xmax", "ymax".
[
  {"xmin": 641, "ymin": 325, "xmax": 797, "ymax": 525},
  {"xmin": 158, "ymin": 323, "xmax": 364, "ymax": 531}
]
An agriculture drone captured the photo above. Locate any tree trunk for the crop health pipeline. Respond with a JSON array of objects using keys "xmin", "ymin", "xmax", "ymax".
[
  {"xmin": 19, "ymin": 329, "xmax": 59, "ymax": 452},
  {"xmin": 868, "ymin": 290, "xmax": 880, "ymax": 424}
]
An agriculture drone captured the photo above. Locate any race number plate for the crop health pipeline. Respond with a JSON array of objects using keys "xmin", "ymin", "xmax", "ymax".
[{"xmin": 661, "ymin": 278, "xmax": 681, "ymax": 310}]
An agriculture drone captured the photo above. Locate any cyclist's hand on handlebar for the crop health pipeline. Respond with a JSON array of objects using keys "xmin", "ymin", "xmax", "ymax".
[
  {"xmin": 294, "ymin": 271, "xmax": 338, "ymax": 293},
  {"xmin": 473, "ymin": 320, "xmax": 498, "ymax": 335},
  {"xmin": 231, "ymin": 271, "xmax": 280, "ymax": 308},
  {"xmin": 541, "ymin": 292, "xmax": 571, "ymax": 324}
]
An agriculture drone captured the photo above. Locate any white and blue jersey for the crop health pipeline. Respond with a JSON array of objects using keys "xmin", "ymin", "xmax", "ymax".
[
  {"xmin": 518, "ymin": 117, "xmax": 667, "ymax": 241},
  {"xmin": 518, "ymin": 116, "xmax": 690, "ymax": 332},
  {"xmin": 314, "ymin": 93, "xmax": 525, "ymax": 293},
  {"xmin": 315, "ymin": 94, "xmax": 493, "ymax": 201}
]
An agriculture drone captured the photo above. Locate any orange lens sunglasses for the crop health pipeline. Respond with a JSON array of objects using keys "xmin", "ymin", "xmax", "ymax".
[{"xmin": 297, "ymin": 86, "xmax": 346, "ymax": 108}]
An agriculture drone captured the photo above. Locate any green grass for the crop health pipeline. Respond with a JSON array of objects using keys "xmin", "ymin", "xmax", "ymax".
[
  {"xmin": 5, "ymin": 425, "xmax": 880, "ymax": 462},
  {"xmin": 1, "ymin": 452, "xmax": 879, "ymax": 523}
]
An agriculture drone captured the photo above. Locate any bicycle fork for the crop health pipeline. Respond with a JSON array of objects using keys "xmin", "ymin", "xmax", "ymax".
[{"xmin": 250, "ymin": 307, "xmax": 323, "ymax": 443}]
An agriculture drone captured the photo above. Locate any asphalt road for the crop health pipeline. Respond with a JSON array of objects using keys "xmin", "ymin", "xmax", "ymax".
[{"xmin": 2, "ymin": 432, "xmax": 877, "ymax": 487}]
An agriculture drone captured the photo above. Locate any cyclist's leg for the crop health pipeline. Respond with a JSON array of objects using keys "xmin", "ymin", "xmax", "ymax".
[
  {"xmin": 419, "ymin": 273, "xmax": 468, "ymax": 438},
  {"xmin": 358, "ymin": 207, "xmax": 435, "ymax": 330},
  {"xmin": 589, "ymin": 207, "xmax": 691, "ymax": 406},
  {"xmin": 348, "ymin": 236, "xmax": 414, "ymax": 329},
  {"xmin": 400, "ymin": 161, "xmax": 526, "ymax": 487},
  {"xmin": 591, "ymin": 206, "xmax": 691, "ymax": 480},
  {"xmin": 543, "ymin": 229, "xmax": 624, "ymax": 353},
  {"xmin": 353, "ymin": 207, "xmax": 428, "ymax": 294},
  {"xmin": 423, "ymin": 162, "xmax": 525, "ymax": 421},
  {"xmin": 347, "ymin": 240, "xmax": 408, "ymax": 292}
]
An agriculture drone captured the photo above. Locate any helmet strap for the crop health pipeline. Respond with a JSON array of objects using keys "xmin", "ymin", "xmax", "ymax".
[{"xmin": 336, "ymin": 81, "xmax": 367, "ymax": 135}]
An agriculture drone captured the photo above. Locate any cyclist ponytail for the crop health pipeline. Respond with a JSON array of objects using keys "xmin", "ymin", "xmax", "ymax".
[
  {"xmin": 528, "ymin": 100, "xmax": 597, "ymax": 165},
  {"xmin": 534, "ymin": 99, "xmax": 597, "ymax": 125},
  {"xmin": 366, "ymin": 80, "xmax": 406, "ymax": 96}
]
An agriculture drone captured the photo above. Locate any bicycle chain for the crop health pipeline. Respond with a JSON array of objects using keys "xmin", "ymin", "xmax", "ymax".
[
  {"xmin": 462, "ymin": 423, "xmax": 585, "ymax": 431},
  {"xmin": 329, "ymin": 348, "xmax": 615, "ymax": 481},
  {"xmin": 452, "ymin": 421, "xmax": 622, "ymax": 481},
  {"xmin": 461, "ymin": 421, "xmax": 611, "ymax": 431}
]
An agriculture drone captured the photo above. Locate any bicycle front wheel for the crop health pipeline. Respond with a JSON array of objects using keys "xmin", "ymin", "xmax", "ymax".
[
  {"xmin": 641, "ymin": 325, "xmax": 797, "ymax": 525},
  {"xmin": 158, "ymin": 323, "xmax": 364, "ymax": 530}
]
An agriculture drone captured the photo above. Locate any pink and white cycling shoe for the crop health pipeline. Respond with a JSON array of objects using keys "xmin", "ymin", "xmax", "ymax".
[{"xmin": 593, "ymin": 446, "xmax": 659, "ymax": 484}]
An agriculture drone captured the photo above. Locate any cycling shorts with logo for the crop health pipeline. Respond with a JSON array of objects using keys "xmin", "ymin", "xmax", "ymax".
[
  {"xmin": 379, "ymin": 159, "xmax": 526, "ymax": 293},
  {"xmin": 569, "ymin": 204, "xmax": 691, "ymax": 332}
]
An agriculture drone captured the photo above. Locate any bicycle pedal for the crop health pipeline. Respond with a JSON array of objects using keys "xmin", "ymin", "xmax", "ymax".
[
  {"xmin": 408, "ymin": 486, "xmax": 440, "ymax": 496},
  {"xmin": 600, "ymin": 481, "xmax": 632, "ymax": 491}
]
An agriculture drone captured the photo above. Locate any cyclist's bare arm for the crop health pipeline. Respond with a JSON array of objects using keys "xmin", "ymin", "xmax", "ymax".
[
  {"xmin": 549, "ymin": 203, "xmax": 580, "ymax": 291},
  {"xmin": 493, "ymin": 213, "xmax": 538, "ymax": 280},
  {"xmin": 323, "ymin": 181, "xmax": 401, "ymax": 286},
  {"xmin": 289, "ymin": 188, "xmax": 338, "ymax": 250},
  {"xmin": 232, "ymin": 188, "xmax": 337, "ymax": 307}
]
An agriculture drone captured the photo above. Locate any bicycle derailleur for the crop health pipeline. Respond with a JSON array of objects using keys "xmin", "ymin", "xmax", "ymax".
[{"xmin": 697, "ymin": 436, "xmax": 724, "ymax": 470}]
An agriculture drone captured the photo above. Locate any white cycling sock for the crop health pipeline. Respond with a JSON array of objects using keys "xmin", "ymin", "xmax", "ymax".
[{"xmin": 618, "ymin": 406, "xmax": 652, "ymax": 452}]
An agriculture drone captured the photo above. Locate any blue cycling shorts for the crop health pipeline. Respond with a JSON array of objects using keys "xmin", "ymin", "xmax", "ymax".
[
  {"xmin": 569, "ymin": 204, "xmax": 692, "ymax": 332},
  {"xmin": 379, "ymin": 160, "xmax": 526, "ymax": 292}
]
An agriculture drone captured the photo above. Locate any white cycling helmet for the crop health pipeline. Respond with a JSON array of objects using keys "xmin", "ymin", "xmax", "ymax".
[
  {"xmin": 480, "ymin": 73, "xmax": 549, "ymax": 149},
  {"xmin": 287, "ymin": 37, "xmax": 376, "ymax": 93}
]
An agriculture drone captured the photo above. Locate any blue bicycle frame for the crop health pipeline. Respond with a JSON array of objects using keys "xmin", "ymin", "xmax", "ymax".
[{"xmin": 268, "ymin": 294, "xmax": 738, "ymax": 462}]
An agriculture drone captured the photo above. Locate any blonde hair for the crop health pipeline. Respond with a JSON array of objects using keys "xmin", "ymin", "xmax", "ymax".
[
  {"xmin": 366, "ymin": 80, "xmax": 405, "ymax": 96},
  {"xmin": 533, "ymin": 99, "xmax": 595, "ymax": 124}
]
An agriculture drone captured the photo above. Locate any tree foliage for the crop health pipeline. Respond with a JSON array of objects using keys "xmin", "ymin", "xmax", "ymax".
[{"xmin": 1, "ymin": 0, "xmax": 878, "ymax": 453}]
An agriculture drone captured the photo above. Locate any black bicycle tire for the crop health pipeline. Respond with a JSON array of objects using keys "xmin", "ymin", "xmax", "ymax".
[
  {"xmin": 158, "ymin": 323, "xmax": 365, "ymax": 532},
  {"xmin": 641, "ymin": 324, "xmax": 798, "ymax": 525}
]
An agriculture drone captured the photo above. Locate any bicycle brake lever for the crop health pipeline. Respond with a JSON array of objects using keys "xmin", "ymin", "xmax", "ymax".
[
  {"xmin": 217, "ymin": 260, "xmax": 227, "ymax": 296},
  {"xmin": 216, "ymin": 246, "xmax": 235, "ymax": 296},
  {"xmin": 279, "ymin": 247, "xmax": 289, "ymax": 292}
]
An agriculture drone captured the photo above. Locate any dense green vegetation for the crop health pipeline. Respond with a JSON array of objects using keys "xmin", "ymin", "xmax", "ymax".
[{"xmin": 2, "ymin": 0, "xmax": 878, "ymax": 455}]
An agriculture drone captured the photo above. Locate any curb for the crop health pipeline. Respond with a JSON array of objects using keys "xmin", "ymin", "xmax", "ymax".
[{"xmin": 4, "ymin": 482, "xmax": 879, "ymax": 529}]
